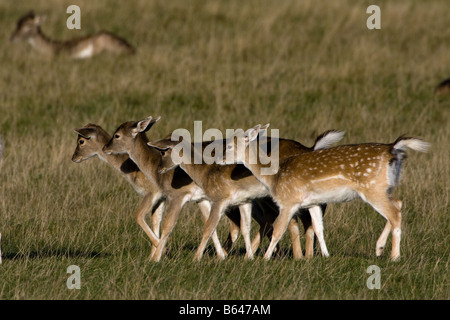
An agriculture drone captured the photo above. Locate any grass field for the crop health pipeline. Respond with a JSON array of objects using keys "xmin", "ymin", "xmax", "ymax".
[{"xmin": 0, "ymin": 0, "xmax": 448, "ymax": 300}]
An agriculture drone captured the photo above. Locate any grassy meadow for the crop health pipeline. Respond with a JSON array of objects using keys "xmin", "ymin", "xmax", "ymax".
[{"xmin": 0, "ymin": 0, "xmax": 448, "ymax": 300}]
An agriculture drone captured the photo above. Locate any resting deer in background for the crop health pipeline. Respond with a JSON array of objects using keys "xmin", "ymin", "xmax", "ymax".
[
  {"xmin": 149, "ymin": 130, "xmax": 344, "ymax": 261},
  {"xmin": 219, "ymin": 125, "xmax": 429, "ymax": 261},
  {"xmin": 11, "ymin": 11, "xmax": 135, "ymax": 59}
]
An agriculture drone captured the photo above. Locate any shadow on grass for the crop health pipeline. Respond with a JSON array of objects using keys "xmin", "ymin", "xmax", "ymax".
[
  {"xmin": 179, "ymin": 243, "xmax": 375, "ymax": 260},
  {"xmin": 3, "ymin": 247, "xmax": 111, "ymax": 261},
  {"xmin": 180, "ymin": 243, "xmax": 306, "ymax": 260}
]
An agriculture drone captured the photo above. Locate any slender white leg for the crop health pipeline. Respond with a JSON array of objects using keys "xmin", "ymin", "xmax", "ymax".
[
  {"xmin": 263, "ymin": 206, "xmax": 296, "ymax": 260},
  {"xmin": 239, "ymin": 203, "xmax": 254, "ymax": 260},
  {"xmin": 194, "ymin": 202, "xmax": 227, "ymax": 261},
  {"xmin": 308, "ymin": 206, "xmax": 329, "ymax": 257},
  {"xmin": 376, "ymin": 221, "xmax": 391, "ymax": 256},
  {"xmin": 198, "ymin": 200, "xmax": 227, "ymax": 258},
  {"xmin": 151, "ymin": 201, "xmax": 165, "ymax": 239}
]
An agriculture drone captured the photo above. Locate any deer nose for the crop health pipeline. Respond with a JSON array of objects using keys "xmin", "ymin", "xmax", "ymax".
[{"xmin": 102, "ymin": 145, "xmax": 112, "ymax": 154}]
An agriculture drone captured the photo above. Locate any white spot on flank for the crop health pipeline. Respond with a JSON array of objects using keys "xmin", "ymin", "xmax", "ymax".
[{"xmin": 75, "ymin": 44, "xmax": 94, "ymax": 59}]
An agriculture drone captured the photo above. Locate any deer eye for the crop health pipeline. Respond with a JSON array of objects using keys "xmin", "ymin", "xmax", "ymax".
[
  {"xmin": 160, "ymin": 151, "xmax": 166, "ymax": 156},
  {"xmin": 79, "ymin": 139, "xmax": 85, "ymax": 145},
  {"xmin": 114, "ymin": 134, "xmax": 120, "ymax": 139}
]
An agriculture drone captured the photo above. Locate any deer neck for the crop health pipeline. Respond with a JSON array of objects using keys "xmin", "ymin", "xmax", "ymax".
[
  {"xmin": 241, "ymin": 146, "xmax": 275, "ymax": 192},
  {"xmin": 28, "ymin": 29, "xmax": 59, "ymax": 56},
  {"xmin": 179, "ymin": 162, "xmax": 210, "ymax": 189},
  {"xmin": 128, "ymin": 133, "xmax": 161, "ymax": 185}
]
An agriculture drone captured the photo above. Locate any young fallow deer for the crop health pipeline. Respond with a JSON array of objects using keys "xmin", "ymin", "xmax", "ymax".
[
  {"xmin": 148, "ymin": 129, "xmax": 344, "ymax": 261},
  {"xmin": 102, "ymin": 116, "xmax": 252, "ymax": 261},
  {"xmin": 71, "ymin": 124, "xmax": 164, "ymax": 254},
  {"xmin": 149, "ymin": 134, "xmax": 281, "ymax": 257},
  {"xmin": 11, "ymin": 11, "xmax": 135, "ymax": 59},
  {"xmin": 72, "ymin": 123, "xmax": 261, "ymax": 258},
  {"xmin": 220, "ymin": 125, "xmax": 429, "ymax": 261}
]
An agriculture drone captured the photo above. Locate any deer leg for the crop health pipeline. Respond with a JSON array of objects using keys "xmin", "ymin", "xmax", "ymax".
[
  {"xmin": 223, "ymin": 206, "xmax": 241, "ymax": 254},
  {"xmin": 151, "ymin": 200, "xmax": 165, "ymax": 239},
  {"xmin": 194, "ymin": 201, "xmax": 228, "ymax": 261},
  {"xmin": 151, "ymin": 196, "xmax": 186, "ymax": 262},
  {"xmin": 366, "ymin": 194, "xmax": 402, "ymax": 261},
  {"xmin": 308, "ymin": 205, "xmax": 329, "ymax": 257},
  {"xmin": 297, "ymin": 209, "xmax": 315, "ymax": 258},
  {"xmin": 263, "ymin": 206, "xmax": 296, "ymax": 260},
  {"xmin": 239, "ymin": 203, "xmax": 254, "ymax": 260},
  {"xmin": 135, "ymin": 193, "xmax": 160, "ymax": 254},
  {"xmin": 198, "ymin": 200, "xmax": 227, "ymax": 258},
  {"xmin": 288, "ymin": 217, "xmax": 303, "ymax": 260}
]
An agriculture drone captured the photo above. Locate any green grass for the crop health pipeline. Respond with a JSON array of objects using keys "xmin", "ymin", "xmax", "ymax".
[{"xmin": 0, "ymin": 0, "xmax": 448, "ymax": 299}]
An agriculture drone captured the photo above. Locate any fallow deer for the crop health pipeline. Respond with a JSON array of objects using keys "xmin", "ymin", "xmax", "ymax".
[
  {"xmin": 102, "ymin": 116, "xmax": 250, "ymax": 261},
  {"xmin": 71, "ymin": 123, "xmax": 261, "ymax": 258},
  {"xmin": 72, "ymin": 124, "xmax": 163, "ymax": 254},
  {"xmin": 220, "ymin": 125, "xmax": 429, "ymax": 261},
  {"xmin": 11, "ymin": 11, "xmax": 135, "ymax": 59},
  {"xmin": 148, "ymin": 130, "xmax": 344, "ymax": 261}
]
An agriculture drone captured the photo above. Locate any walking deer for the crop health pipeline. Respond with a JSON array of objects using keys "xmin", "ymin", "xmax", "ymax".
[
  {"xmin": 72, "ymin": 124, "xmax": 163, "ymax": 254},
  {"xmin": 72, "ymin": 123, "xmax": 249, "ymax": 259},
  {"xmin": 148, "ymin": 130, "xmax": 344, "ymax": 260},
  {"xmin": 102, "ymin": 116, "xmax": 257, "ymax": 261},
  {"xmin": 219, "ymin": 125, "xmax": 429, "ymax": 261},
  {"xmin": 11, "ymin": 11, "xmax": 135, "ymax": 59}
]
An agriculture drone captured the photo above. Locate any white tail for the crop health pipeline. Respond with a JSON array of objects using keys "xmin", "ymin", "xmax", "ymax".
[
  {"xmin": 393, "ymin": 137, "xmax": 430, "ymax": 153},
  {"xmin": 313, "ymin": 130, "xmax": 346, "ymax": 151}
]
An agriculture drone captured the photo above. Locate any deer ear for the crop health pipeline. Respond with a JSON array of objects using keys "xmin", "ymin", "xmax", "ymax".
[
  {"xmin": 244, "ymin": 128, "xmax": 259, "ymax": 143},
  {"xmin": 136, "ymin": 116, "xmax": 161, "ymax": 133},
  {"xmin": 147, "ymin": 143, "xmax": 170, "ymax": 153},
  {"xmin": 260, "ymin": 123, "xmax": 270, "ymax": 131},
  {"xmin": 74, "ymin": 127, "xmax": 95, "ymax": 139}
]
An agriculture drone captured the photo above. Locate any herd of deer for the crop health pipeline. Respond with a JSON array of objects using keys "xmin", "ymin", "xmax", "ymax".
[
  {"xmin": 0, "ymin": 11, "xmax": 436, "ymax": 264},
  {"xmin": 71, "ymin": 116, "xmax": 429, "ymax": 262}
]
